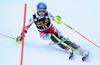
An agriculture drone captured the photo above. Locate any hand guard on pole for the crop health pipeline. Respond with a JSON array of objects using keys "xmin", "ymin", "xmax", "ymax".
[
  {"xmin": 16, "ymin": 30, "xmax": 27, "ymax": 44},
  {"xmin": 53, "ymin": 16, "xmax": 64, "ymax": 24},
  {"xmin": 16, "ymin": 35, "xmax": 22, "ymax": 42}
]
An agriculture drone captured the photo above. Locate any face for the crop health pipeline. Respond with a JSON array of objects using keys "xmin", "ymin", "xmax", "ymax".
[{"xmin": 38, "ymin": 10, "xmax": 46, "ymax": 16}]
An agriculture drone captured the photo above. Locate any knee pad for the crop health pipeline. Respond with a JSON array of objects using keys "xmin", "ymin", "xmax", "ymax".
[
  {"xmin": 60, "ymin": 35, "xmax": 69, "ymax": 42},
  {"xmin": 51, "ymin": 34, "xmax": 59, "ymax": 43},
  {"xmin": 64, "ymin": 40, "xmax": 80, "ymax": 49}
]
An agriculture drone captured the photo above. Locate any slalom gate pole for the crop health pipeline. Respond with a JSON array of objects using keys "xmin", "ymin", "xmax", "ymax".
[
  {"xmin": 63, "ymin": 23, "xmax": 100, "ymax": 48},
  {"xmin": 20, "ymin": 3, "xmax": 27, "ymax": 65},
  {"xmin": 0, "ymin": 33, "xmax": 15, "ymax": 39}
]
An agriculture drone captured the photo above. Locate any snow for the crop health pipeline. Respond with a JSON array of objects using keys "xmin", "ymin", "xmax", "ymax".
[{"xmin": 0, "ymin": 0, "xmax": 100, "ymax": 65}]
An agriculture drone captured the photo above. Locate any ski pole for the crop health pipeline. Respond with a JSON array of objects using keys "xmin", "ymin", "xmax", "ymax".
[
  {"xmin": 0, "ymin": 33, "xmax": 21, "ymax": 44},
  {"xmin": 53, "ymin": 16, "xmax": 100, "ymax": 48},
  {"xmin": 63, "ymin": 22, "xmax": 100, "ymax": 48},
  {"xmin": 0, "ymin": 33, "xmax": 15, "ymax": 39}
]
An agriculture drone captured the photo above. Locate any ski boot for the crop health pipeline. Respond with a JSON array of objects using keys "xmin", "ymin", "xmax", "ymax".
[
  {"xmin": 82, "ymin": 51, "xmax": 89, "ymax": 61},
  {"xmin": 65, "ymin": 46, "xmax": 74, "ymax": 60},
  {"xmin": 77, "ymin": 47, "xmax": 89, "ymax": 61}
]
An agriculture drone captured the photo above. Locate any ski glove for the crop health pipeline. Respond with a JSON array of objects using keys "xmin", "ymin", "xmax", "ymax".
[
  {"xmin": 53, "ymin": 16, "xmax": 64, "ymax": 24},
  {"xmin": 16, "ymin": 30, "xmax": 27, "ymax": 42},
  {"xmin": 16, "ymin": 35, "xmax": 22, "ymax": 42}
]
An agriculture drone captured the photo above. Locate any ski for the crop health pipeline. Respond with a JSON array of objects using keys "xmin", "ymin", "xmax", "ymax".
[
  {"xmin": 82, "ymin": 52, "xmax": 89, "ymax": 62},
  {"xmin": 69, "ymin": 52, "xmax": 74, "ymax": 60},
  {"xmin": 68, "ymin": 51, "xmax": 89, "ymax": 62}
]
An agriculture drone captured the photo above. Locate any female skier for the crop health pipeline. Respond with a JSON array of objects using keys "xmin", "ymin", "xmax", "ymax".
[{"xmin": 16, "ymin": 2, "xmax": 89, "ymax": 61}]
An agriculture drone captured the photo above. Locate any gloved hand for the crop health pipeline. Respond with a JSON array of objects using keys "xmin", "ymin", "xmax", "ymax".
[
  {"xmin": 16, "ymin": 30, "xmax": 27, "ymax": 42},
  {"xmin": 53, "ymin": 15, "xmax": 63, "ymax": 24},
  {"xmin": 16, "ymin": 35, "xmax": 22, "ymax": 42},
  {"xmin": 56, "ymin": 15, "xmax": 61, "ymax": 18}
]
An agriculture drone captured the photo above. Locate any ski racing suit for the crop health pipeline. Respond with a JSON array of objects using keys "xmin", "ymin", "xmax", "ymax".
[
  {"xmin": 16, "ymin": 11, "xmax": 89, "ymax": 58},
  {"xmin": 24, "ymin": 11, "xmax": 80, "ymax": 51}
]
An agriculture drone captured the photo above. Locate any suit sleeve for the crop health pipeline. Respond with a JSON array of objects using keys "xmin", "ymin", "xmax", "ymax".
[{"xmin": 25, "ymin": 18, "xmax": 34, "ymax": 32}]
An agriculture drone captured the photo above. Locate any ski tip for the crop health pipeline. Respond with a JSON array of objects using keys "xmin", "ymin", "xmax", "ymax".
[
  {"xmin": 69, "ymin": 55, "xmax": 73, "ymax": 60},
  {"xmin": 82, "ymin": 55, "xmax": 89, "ymax": 62},
  {"xmin": 68, "ymin": 52, "xmax": 74, "ymax": 60},
  {"xmin": 82, "ymin": 57, "xmax": 86, "ymax": 62}
]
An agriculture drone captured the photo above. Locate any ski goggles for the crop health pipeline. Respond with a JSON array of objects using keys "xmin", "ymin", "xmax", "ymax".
[
  {"xmin": 38, "ymin": 10, "xmax": 46, "ymax": 14},
  {"xmin": 38, "ymin": 10, "xmax": 46, "ymax": 13}
]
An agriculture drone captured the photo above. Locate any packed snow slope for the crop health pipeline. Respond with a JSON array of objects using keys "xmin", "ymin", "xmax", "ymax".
[{"xmin": 0, "ymin": 0, "xmax": 100, "ymax": 65}]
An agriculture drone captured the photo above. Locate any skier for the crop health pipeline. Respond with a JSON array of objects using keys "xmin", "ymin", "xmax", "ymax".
[{"xmin": 16, "ymin": 2, "xmax": 89, "ymax": 61}]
